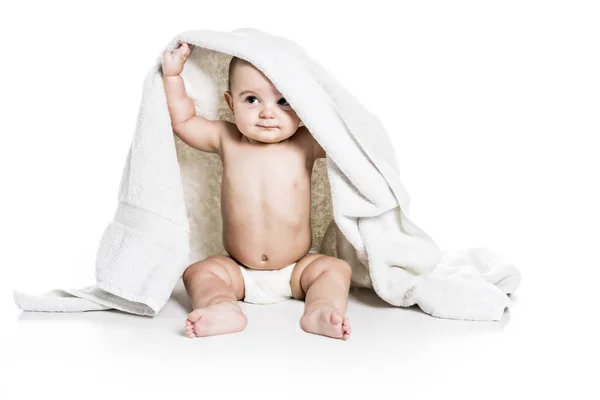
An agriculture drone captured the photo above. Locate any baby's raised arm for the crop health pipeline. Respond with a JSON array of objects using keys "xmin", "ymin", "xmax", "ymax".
[{"xmin": 162, "ymin": 41, "xmax": 222, "ymax": 154}]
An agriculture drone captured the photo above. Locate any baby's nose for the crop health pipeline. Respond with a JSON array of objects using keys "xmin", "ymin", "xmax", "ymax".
[{"xmin": 259, "ymin": 106, "xmax": 275, "ymax": 118}]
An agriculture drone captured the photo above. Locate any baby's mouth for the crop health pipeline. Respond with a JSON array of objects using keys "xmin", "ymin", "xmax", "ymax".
[{"xmin": 257, "ymin": 125, "xmax": 279, "ymax": 129}]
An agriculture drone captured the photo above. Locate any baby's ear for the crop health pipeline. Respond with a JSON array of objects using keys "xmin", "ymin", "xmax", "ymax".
[{"xmin": 223, "ymin": 91, "xmax": 234, "ymax": 112}]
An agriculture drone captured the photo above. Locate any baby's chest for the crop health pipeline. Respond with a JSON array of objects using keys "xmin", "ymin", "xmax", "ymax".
[{"xmin": 222, "ymin": 148, "xmax": 310, "ymax": 194}]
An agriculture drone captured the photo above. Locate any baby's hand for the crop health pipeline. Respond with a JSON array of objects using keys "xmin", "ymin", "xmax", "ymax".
[{"xmin": 162, "ymin": 40, "xmax": 193, "ymax": 76}]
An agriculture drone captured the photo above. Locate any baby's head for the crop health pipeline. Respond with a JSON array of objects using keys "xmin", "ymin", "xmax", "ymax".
[{"xmin": 224, "ymin": 57, "xmax": 301, "ymax": 144}]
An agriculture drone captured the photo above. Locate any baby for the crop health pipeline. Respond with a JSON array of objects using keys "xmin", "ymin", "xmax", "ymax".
[{"xmin": 162, "ymin": 41, "xmax": 352, "ymax": 340}]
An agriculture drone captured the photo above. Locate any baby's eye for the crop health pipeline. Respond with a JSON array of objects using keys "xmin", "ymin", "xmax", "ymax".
[
  {"xmin": 278, "ymin": 97, "xmax": 290, "ymax": 106},
  {"xmin": 245, "ymin": 96, "xmax": 258, "ymax": 104}
]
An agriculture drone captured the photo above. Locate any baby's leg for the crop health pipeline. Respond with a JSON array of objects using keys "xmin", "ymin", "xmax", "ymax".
[
  {"xmin": 290, "ymin": 255, "xmax": 353, "ymax": 340},
  {"xmin": 182, "ymin": 255, "xmax": 246, "ymax": 337}
]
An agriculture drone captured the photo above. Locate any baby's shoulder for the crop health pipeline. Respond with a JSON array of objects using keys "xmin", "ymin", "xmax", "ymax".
[
  {"xmin": 219, "ymin": 121, "xmax": 243, "ymax": 143},
  {"xmin": 293, "ymin": 126, "xmax": 317, "ymax": 156}
]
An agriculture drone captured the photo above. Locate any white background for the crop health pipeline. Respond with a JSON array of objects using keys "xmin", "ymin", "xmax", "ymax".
[{"xmin": 1, "ymin": 1, "xmax": 599, "ymax": 399}]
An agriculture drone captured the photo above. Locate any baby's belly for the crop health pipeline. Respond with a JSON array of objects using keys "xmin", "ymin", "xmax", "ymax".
[
  {"xmin": 223, "ymin": 226, "xmax": 312, "ymax": 270},
  {"xmin": 221, "ymin": 189, "xmax": 313, "ymax": 270}
]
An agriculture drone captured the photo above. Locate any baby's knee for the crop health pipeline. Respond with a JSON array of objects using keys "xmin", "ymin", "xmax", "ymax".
[
  {"xmin": 302, "ymin": 257, "xmax": 352, "ymax": 287},
  {"xmin": 183, "ymin": 257, "xmax": 230, "ymax": 284},
  {"xmin": 330, "ymin": 259, "xmax": 352, "ymax": 281}
]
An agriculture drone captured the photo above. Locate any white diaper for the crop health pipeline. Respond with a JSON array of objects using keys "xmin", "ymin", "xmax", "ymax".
[{"xmin": 237, "ymin": 249, "xmax": 319, "ymax": 304}]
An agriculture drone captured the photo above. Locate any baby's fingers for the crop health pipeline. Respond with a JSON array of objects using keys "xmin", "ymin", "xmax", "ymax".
[
  {"xmin": 177, "ymin": 41, "xmax": 192, "ymax": 56},
  {"xmin": 178, "ymin": 40, "xmax": 193, "ymax": 48}
]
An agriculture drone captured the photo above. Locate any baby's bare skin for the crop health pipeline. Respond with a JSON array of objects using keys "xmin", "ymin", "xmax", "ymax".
[
  {"xmin": 162, "ymin": 41, "xmax": 352, "ymax": 340},
  {"xmin": 220, "ymin": 123, "xmax": 314, "ymax": 270}
]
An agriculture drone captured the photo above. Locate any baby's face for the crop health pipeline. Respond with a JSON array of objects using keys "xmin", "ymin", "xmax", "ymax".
[{"xmin": 224, "ymin": 62, "xmax": 301, "ymax": 144}]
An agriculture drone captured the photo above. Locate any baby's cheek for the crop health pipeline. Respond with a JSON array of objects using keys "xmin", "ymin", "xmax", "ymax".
[{"xmin": 237, "ymin": 112, "xmax": 254, "ymax": 125}]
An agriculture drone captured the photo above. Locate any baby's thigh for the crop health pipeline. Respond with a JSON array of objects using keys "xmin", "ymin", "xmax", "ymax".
[
  {"xmin": 289, "ymin": 253, "xmax": 327, "ymax": 299},
  {"xmin": 187, "ymin": 255, "xmax": 245, "ymax": 300}
]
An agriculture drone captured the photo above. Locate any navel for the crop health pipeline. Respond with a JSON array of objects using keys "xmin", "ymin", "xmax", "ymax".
[{"xmin": 261, "ymin": 254, "xmax": 269, "ymax": 261}]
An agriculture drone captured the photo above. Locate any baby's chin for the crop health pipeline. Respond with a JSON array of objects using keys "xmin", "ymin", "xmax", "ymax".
[{"xmin": 241, "ymin": 126, "xmax": 295, "ymax": 144}]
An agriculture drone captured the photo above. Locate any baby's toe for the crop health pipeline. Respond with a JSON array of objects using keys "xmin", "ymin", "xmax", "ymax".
[
  {"xmin": 330, "ymin": 311, "xmax": 343, "ymax": 325},
  {"xmin": 185, "ymin": 328, "xmax": 196, "ymax": 337},
  {"xmin": 342, "ymin": 319, "xmax": 352, "ymax": 334},
  {"xmin": 187, "ymin": 309, "xmax": 203, "ymax": 323}
]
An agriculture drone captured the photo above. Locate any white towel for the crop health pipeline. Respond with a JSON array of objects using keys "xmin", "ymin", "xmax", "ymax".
[{"xmin": 13, "ymin": 28, "xmax": 520, "ymax": 321}]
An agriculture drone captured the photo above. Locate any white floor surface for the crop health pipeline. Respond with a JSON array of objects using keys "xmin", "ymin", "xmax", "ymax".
[{"xmin": 5, "ymin": 260, "xmax": 598, "ymax": 399}]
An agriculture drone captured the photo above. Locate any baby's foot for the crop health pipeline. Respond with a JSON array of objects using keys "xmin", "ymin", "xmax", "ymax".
[
  {"xmin": 185, "ymin": 302, "xmax": 247, "ymax": 338},
  {"xmin": 300, "ymin": 307, "xmax": 352, "ymax": 340}
]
